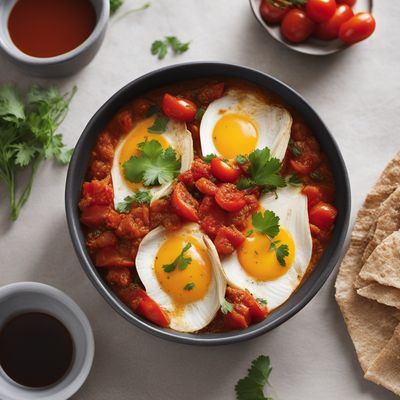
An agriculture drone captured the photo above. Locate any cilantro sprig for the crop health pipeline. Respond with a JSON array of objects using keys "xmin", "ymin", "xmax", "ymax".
[
  {"xmin": 123, "ymin": 140, "xmax": 181, "ymax": 186},
  {"xmin": 116, "ymin": 190, "xmax": 152, "ymax": 213},
  {"xmin": 183, "ymin": 282, "xmax": 195, "ymax": 291},
  {"xmin": 0, "ymin": 84, "xmax": 76, "ymax": 220},
  {"xmin": 148, "ymin": 115, "xmax": 169, "ymax": 133},
  {"xmin": 252, "ymin": 210, "xmax": 289, "ymax": 267},
  {"xmin": 151, "ymin": 36, "xmax": 191, "ymax": 60},
  {"xmin": 235, "ymin": 355, "xmax": 273, "ymax": 400},
  {"xmin": 163, "ymin": 243, "xmax": 192, "ymax": 272},
  {"xmin": 221, "ymin": 300, "xmax": 234, "ymax": 314}
]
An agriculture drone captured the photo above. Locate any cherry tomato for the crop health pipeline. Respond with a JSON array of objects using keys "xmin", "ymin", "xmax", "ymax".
[
  {"xmin": 339, "ymin": 0, "xmax": 356, "ymax": 7},
  {"xmin": 339, "ymin": 12, "xmax": 376, "ymax": 45},
  {"xmin": 306, "ymin": 0, "xmax": 336, "ymax": 23},
  {"xmin": 309, "ymin": 202, "xmax": 337, "ymax": 230},
  {"xmin": 281, "ymin": 9, "xmax": 315, "ymax": 43},
  {"xmin": 171, "ymin": 182, "xmax": 199, "ymax": 222},
  {"xmin": 210, "ymin": 158, "xmax": 241, "ymax": 183},
  {"xmin": 195, "ymin": 177, "xmax": 218, "ymax": 196},
  {"xmin": 162, "ymin": 93, "xmax": 197, "ymax": 122},
  {"xmin": 314, "ymin": 4, "xmax": 354, "ymax": 40},
  {"xmin": 215, "ymin": 184, "xmax": 246, "ymax": 212},
  {"xmin": 302, "ymin": 185, "xmax": 322, "ymax": 209},
  {"xmin": 259, "ymin": 0, "xmax": 289, "ymax": 24}
]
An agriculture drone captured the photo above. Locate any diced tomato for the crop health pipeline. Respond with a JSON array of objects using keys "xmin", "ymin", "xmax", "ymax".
[
  {"xmin": 92, "ymin": 131, "xmax": 116, "ymax": 163},
  {"xmin": 95, "ymin": 247, "xmax": 135, "ymax": 268},
  {"xmin": 116, "ymin": 286, "xmax": 170, "ymax": 328},
  {"xmin": 199, "ymin": 196, "xmax": 227, "ymax": 239},
  {"xmin": 289, "ymin": 152, "xmax": 321, "ymax": 176},
  {"xmin": 197, "ymin": 83, "xmax": 225, "ymax": 105},
  {"xmin": 302, "ymin": 185, "xmax": 322, "ymax": 209},
  {"xmin": 162, "ymin": 93, "xmax": 197, "ymax": 122},
  {"xmin": 150, "ymin": 199, "xmax": 182, "ymax": 231},
  {"xmin": 309, "ymin": 202, "xmax": 337, "ymax": 230},
  {"xmin": 80, "ymin": 178, "xmax": 114, "ymax": 209},
  {"xmin": 210, "ymin": 158, "xmax": 241, "ymax": 183},
  {"xmin": 131, "ymin": 98, "xmax": 152, "ymax": 119},
  {"xmin": 195, "ymin": 178, "xmax": 218, "ymax": 196},
  {"xmin": 178, "ymin": 170, "xmax": 195, "ymax": 186},
  {"xmin": 87, "ymin": 230, "xmax": 117, "ymax": 249},
  {"xmin": 115, "ymin": 206, "xmax": 150, "ymax": 239},
  {"xmin": 291, "ymin": 121, "xmax": 311, "ymax": 141},
  {"xmin": 215, "ymin": 184, "xmax": 246, "ymax": 212},
  {"xmin": 223, "ymin": 309, "xmax": 249, "ymax": 330},
  {"xmin": 105, "ymin": 268, "xmax": 132, "ymax": 287},
  {"xmin": 171, "ymin": 182, "xmax": 199, "ymax": 222},
  {"xmin": 191, "ymin": 158, "xmax": 213, "ymax": 180},
  {"xmin": 228, "ymin": 194, "xmax": 259, "ymax": 231},
  {"xmin": 80, "ymin": 205, "xmax": 110, "ymax": 227},
  {"xmin": 89, "ymin": 159, "xmax": 111, "ymax": 180},
  {"xmin": 219, "ymin": 225, "xmax": 246, "ymax": 248},
  {"xmin": 114, "ymin": 110, "xmax": 133, "ymax": 135}
]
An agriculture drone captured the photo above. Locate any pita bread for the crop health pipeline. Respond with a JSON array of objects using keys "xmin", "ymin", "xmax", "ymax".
[
  {"xmin": 335, "ymin": 152, "xmax": 400, "ymax": 371},
  {"xmin": 365, "ymin": 323, "xmax": 400, "ymax": 396},
  {"xmin": 357, "ymin": 283, "xmax": 400, "ymax": 309}
]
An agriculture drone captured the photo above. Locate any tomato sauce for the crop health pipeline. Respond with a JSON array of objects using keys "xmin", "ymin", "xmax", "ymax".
[
  {"xmin": 8, "ymin": 0, "xmax": 96, "ymax": 58},
  {"xmin": 79, "ymin": 78, "xmax": 337, "ymax": 334}
]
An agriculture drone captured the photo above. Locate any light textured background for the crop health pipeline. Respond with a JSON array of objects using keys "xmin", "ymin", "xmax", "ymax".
[{"xmin": 1, "ymin": 1, "xmax": 400, "ymax": 399}]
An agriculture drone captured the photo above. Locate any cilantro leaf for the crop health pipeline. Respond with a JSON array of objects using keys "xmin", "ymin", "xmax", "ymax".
[
  {"xmin": 287, "ymin": 174, "xmax": 301, "ymax": 186},
  {"xmin": 203, "ymin": 153, "xmax": 218, "ymax": 164},
  {"xmin": 221, "ymin": 300, "xmax": 234, "ymax": 315},
  {"xmin": 13, "ymin": 143, "xmax": 38, "ymax": 167},
  {"xmin": 256, "ymin": 298, "xmax": 268, "ymax": 306},
  {"xmin": 235, "ymin": 154, "xmax": 247, "ymax": 165},
  {"xmin": 235, "ymin": 355, "xmax": 273, "ymax": 400},
  {"xmin": 252, "ymin": 210, "xmax": 280, "ymax": 239},
  {"xmin": 151, "ymin": 40, "xmax": 168, "ymax": 59},
  {"xmin": 163, "ymin": 243, "xmax": 192, "ymax": 272},
  {"xmin": 123, "ymin": 140, "xmax": 181, "ymax": 186},
  {"xmin": 245, "ymin": 229, "xmax": 253, "ymax": 237},
  {"xmin": 165, "ymin": 36, "xmax": 191, "ymax": 54},
  {"xmin": 146, "ymin": 105, "xmax": 160, "ymax": 117},
  {"xmin": 183, "ymin": 282, "xmax": 195, "ymax": 291},
  {"xmin": 110, "ymin": 0, "xmax": 124, "ymax": 15},
  {"xmin": 195, "ymin": 107, "xmax": 205, "ymax": 122},
  {"xmin": 269, "ymin": 241, "xmax": 289, "ymax": 266},
  {"xmin": 151, "ymin": 36, "xmax": 190, "ymax": 60},
  {"xmin": 310, "ymin": 171, "xmax": 325, "ymax": 182},
  {"xmin": 148, "ymin": 115, "xmax": 169, "ymax": 133},
  {"xmin": 116, "ymin": 190, "xmax": 152, "ymax": 213},
  {"xmin": 236, "ymin": 177, "xmax": 253, "ymax": 190},
  {"xmin": 0, "ymin": 85, "xmax": 25, "ymax": 122},
  {"xmin": 289, "ymin": 139, "xmax": 302, "ymax": 158}
]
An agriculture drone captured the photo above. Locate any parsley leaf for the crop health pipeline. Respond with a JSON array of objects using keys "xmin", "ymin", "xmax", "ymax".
[
  {"xmin": 123, "ymin": 140, "xmax": 181, "ymax": 186},
  {"xmin": 151, "ymin": 36, "xmax": 191, "ymax": 60},
  {"xmin": 183, "ymin": 282, "xmax": 195, "ymax": 291},
  {"xmin": 252, "ymin": 211, "xmax": 280, "ymax": 239},
  {"xmin": 235, "ymin": 355, "xmax": 273, "ymax": 400},
  {"xmin": 289, "ymin": 139, "xmax": 302, "ymax": 158},
  {"xmin": 203, "ymin": 153, "xmax": 218, "ymax": 164},
  {"xmin": 148, "ymin": 115, "xmax": 169, "ymax": 133},
  {"xmin": 163, "ymin": 243, "xmax": 192, "ymax": 272},
  {"xmin": 269, "ymin": 241, "xmax": 289, "ymax": 267},
  {"xmin": 287, "ymin": 174, "xmax": 302, "ymax": 186},
  {"xmin": 116, "ymin": 190, "xmax": 152, "ymax": 213},
  {"xmin": 221, "ymin": 300, "xmax": 234, "ymax": 315},
  {"xmin": 235, "ymin": 154, "xmax": 248, "ymax": 165}
]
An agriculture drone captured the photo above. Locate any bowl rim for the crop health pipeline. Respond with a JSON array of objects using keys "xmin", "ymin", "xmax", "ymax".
[
  {"xmin": 0, "ymin": 0, "xmax": 109, "ymax": 65},
  {"xmin": 65, "ymin": 61, "xmax": 350, "ymax": 345}
]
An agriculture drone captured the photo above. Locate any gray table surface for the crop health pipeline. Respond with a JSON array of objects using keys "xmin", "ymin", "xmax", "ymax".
[{"xmin": 1, "ymin": 1, "xmax": 400, "ymax": 399}]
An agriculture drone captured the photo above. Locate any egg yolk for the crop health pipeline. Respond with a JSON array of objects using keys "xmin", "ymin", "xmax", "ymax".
[
  {"xmin": 237, "ymin": 228, "xmax": 295, "ymax": 281},
  {"xmin": 119, "ymin": 116, "xmax": 169, "ymax": 190},
  {"xmin": 212, "ymin": 113, "xmax": 259, "ymax": 159},
  {"xmin": 154, "ymin": 233, "xmax": 212, "ymax": 305}
]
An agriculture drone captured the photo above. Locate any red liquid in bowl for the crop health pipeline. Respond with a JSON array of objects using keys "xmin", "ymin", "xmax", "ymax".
[{"xmin": 8, "ymin": 0, "xmax": 97, "ymax": 58}]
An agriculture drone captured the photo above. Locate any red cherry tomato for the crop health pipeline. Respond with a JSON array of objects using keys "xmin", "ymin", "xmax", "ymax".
[
  {"xmin": 215, "ymin": 184, "xmax": 246, "ymax": 212},
  {"xmin": 171, "ymin": 182, "xmax": 199, "ymax": 222},
  {"xmin": 210, "ymin": 158, "xmax": 241, "ymax": 183},
  {"xmin": 314, "ymin": 4, "xmax": 354, "ymax": 40},
  {"xmin": 338, "ymin": 12, "xmax": 376, "ymax": 45},
  {"xmin": 259, "ymin": 0, "xmax": 289, "ymax": 24},
  {"xmin": 309, "ymin": 202, "xmax": 337, "ymax": 230},
  {"xmin": 306, "ymin": 0, "xmax": 336, "ymax": 23},
  {"xmin": 195, "ymin": 177, "xmax": 218, "ymax": 196},
  {"xmin": 161, "ymin": 93, "xmax": 197, "ymax": 122},
  {"xmin": 339, "ymin": 0, "xmax": 356, "ymax": 7},
  {"xmin": 281, "ymin": 9, "xmax": 315, "ymax": 43}
]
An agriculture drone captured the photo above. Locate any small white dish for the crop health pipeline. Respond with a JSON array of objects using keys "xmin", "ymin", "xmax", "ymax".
[
  {"xmin": 0, "ymin": 282, "xmax": 94, "ymax": 400},
  {"xmin": 249, "ymin": 0, "xmax": 373, "ymax": 55}
]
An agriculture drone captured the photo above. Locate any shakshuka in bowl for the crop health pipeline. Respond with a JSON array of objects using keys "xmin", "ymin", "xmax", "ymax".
[{"xmin": 65, "ymin": 63, "xmax": 350, "ymax": 345}]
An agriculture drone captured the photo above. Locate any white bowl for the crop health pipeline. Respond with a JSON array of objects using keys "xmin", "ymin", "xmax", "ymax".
[{"xmin": 0, "ymin": 282, "xmax": 94, "ymax": 400}]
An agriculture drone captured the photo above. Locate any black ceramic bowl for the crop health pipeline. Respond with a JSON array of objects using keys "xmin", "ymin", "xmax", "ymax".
[{"xmin": 65, "ymin": 62, "xmax": 350, "ymax": 345}]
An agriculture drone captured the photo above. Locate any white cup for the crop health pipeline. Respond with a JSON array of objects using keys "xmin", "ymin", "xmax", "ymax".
[{"xmin": 0, "ymin": 282, "xmax": 94, "ymax": 400}]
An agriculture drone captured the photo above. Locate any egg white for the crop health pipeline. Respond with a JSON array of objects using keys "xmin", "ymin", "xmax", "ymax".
[
  {"xmin": 111, "ymin": 119, "xmax": 193, "ymax": 208},
  {"xmin": 135, "ymin": 223, "xmax": 226, "ymax": 332},
  {"xmin": 220, "ymin": 186, "xmax": 312, "ymax": 311},
  {"xmin": 200, "ymin": 89, "xmax": 292, "ymax": 160}
]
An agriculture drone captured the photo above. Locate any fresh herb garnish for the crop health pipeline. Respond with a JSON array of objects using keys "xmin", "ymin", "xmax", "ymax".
[
  {"xmin": 151, "ymin": 36, "xmax": 191, "ymax": 60},
  {"xmin": 221, "ymin": 300, "xmax": 234, "ymax": 315},
  {"xmin": 310, "ymin": 171, "xmax": 325, "ymax": 182},
  {"xmin": 195, "ymin": 107, "xmax": 205, "ymax": 122},
  {"xmin": 116, "ymin": 190, "xmax": 152, "ymax": 213},
  {"xmin": 203, "ymin": 153, "xmax": 218, "ymax": 164},
  {"xmin": 235, "ymin": 154, "xmax": 247, "ymax": 165},
  {"xmin": 110, "ymin": 0, "xmax": 123, "ymax": 15},
  {"xmin": 256, "ymin": 298, "xmax": 268, "ymax": 307},
  {"xmin": 289, "ymin": 139, "xmax": 302, "ymax": 158},
  {"xmin": 0, "ymin": 84, "xmax": 76, "ymax": 220},
  {"xmin": 287, "ymin": 174, "xmax": 302, "ymax": 186},
  {"xmin": 110, "ymin": 0, "xmax": 150, "ymax": 18},
  {"xmin": 252, "ymin": 211, "xmax": 289, "ymax": 267},
  {"xmin": 148, "ymin": 115, "xmax": 169, "ymax": 133},
  {"xmin": 245, "ymin": 229, "xmax": 254, "ymax": 237},
  {"xmin": 183, "ymin": 282, "xmax": 195, "ymax": 291},
  {"xmin": 146, "ymin": 105, "xmax": 160, "ymax": 117},
  {"xmin": 235, "ymin": 355, "xmax": 273, "ymax": 400},
  {"xmin": 162, "ymin": 243, "xmax": 192, "ymax": 272},
  {"xmin": 123, "ymin": 140, "xmax": 181, "ymax": 186}
]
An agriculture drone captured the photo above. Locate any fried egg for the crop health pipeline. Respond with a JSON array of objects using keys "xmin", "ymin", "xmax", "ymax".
[
  {"xmin": 200, "ymin": 89, "xmax": 292, "ymax": 161},
  {"xmin": 111, "ymin": 116, "xmax": 193, "ymax": 208},
  {"xmin": 219, "ymin": 186, "xmax": 312, "ymax": 311},
  {"xmin": 135, "ymin": 223, "xmax": 226, "ymax": 332}
]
